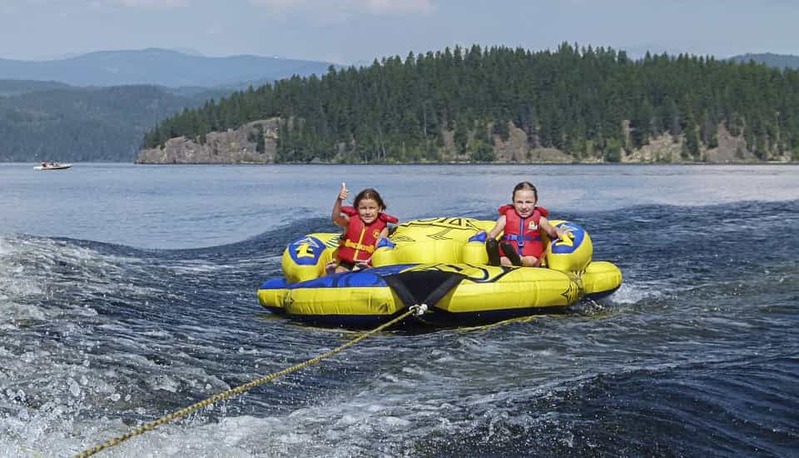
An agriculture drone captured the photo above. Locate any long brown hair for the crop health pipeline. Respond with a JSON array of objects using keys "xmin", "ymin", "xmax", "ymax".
[{"xmin": 354, "ymin": 188, "xmax": 386, "ymax": 210}]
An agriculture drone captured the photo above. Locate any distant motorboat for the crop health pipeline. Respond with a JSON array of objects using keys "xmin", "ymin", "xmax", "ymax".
[{"xmin": 34, "ymin": 162, "xmax": 72, "ymax": 171}]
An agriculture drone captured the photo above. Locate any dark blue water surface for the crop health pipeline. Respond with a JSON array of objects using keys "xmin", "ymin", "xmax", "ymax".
[{"xmin": 0, "ymin": 164, "xmax": 797, "ymax": 457}]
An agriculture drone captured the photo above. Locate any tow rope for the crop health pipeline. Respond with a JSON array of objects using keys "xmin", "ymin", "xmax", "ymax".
[{"xmin": 74, "ymin": 304, "xmax": 428, "ymax": 457}]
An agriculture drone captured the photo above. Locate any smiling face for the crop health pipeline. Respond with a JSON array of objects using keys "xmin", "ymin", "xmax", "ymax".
[
  {"xmin": 512, "ymin": 189, "xmax": 538, "ymax": 218},
  {"xmin": 357, "ymin": 197, "xmax": 381, "ymax": 224},
  {"xmin": 352, "ymin": 188, "xmax": 386, "ymax": 224}
]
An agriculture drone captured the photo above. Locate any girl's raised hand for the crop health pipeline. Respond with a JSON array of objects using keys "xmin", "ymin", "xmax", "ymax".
[{"xmin": 338, "ymin": 182, "xmax": 349, "ymax": 201}]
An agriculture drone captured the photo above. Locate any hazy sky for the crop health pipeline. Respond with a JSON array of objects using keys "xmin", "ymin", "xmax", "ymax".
[{"xmin": 0, "ymin": 0, "xmax": 795, "ymax": 64}]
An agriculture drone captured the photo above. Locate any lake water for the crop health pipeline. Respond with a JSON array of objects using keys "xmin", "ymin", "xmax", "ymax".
[{"xmin": 0, "ymin": 163, "xmax": 797, "ymax": 456}]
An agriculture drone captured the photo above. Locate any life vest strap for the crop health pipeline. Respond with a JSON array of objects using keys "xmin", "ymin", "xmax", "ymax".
[{"xmin": 503, "ymin": 234, "xmax": 541, "ymax": 242}]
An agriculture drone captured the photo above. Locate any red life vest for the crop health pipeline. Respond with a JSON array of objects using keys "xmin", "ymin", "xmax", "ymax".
[
  {"xmin": 336, "ymin": 206, "xmax": 398, "ymax": 264},
  {"xmin": 499, "ymin": 204, "xmax": 549, "ymax": 258}
]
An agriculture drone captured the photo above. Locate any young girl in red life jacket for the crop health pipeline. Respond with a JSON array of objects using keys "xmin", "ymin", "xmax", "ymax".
[
  {"xmin": 485, "ymin": 181, "xmax": 568, "ymax": 267},
  {"xmin": 327, "ymin": 183, "xmax": 398, "ymax": 274}
]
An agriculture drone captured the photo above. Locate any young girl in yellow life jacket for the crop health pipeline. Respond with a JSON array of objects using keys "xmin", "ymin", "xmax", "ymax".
[
  {"xmin": 327, "ymin": 183, "xmax": 398, "ymax": 274},
  {"xmin": 485, "ymin": 181, "xmax": 568, "ymax": 267}
]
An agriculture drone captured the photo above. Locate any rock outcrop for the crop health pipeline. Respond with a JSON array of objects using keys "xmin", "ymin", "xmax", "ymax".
[
  {"xmin": 136, "ymin": 118, "xmax": 793, "ymax": 164},
  {"xmin": 136, "ymin": 120, "xmax": 278, "ymax": 164}
]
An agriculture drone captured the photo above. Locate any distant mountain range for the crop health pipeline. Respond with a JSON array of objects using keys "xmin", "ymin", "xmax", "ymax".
[
  {"xmin": 728, "ymin": 53, "xmax": 799, "ymax": 69},
  {"xmin": 0, "ymin": 79, "xmax": 72, "ymax": 97},
  {"xmin": 2, "ymin": 48, "xmax": 797, "ymax": 91},
  {"xmin": 0, "ymin": 49, "xmax": 337, "ymax": 162},
  {"xmin": 0, "ymin": 48, "xmax": 334, "ymax": 88}
]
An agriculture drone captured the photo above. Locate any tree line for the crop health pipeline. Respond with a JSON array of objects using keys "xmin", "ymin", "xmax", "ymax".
[{"xmin": 143, "ymin": 43, "xmax": 799, "ymax": 163}]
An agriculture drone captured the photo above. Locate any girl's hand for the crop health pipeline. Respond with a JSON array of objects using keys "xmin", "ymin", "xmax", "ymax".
[
  {"xmin": 553, "ymin": 230, "xmax": 572, "ymax": 242},
  {"xmin": 338, "ymin": 182, "xmax": 349, "ymax": 201}
]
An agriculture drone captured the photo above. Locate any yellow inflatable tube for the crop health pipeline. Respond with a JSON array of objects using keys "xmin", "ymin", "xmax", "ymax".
[
  {"xmin": 277, "ymin": 216, "xmax": 597, "ymax": 281},
  {"xmin": 260, "ymin": 216, "xmax": 621, "ymax": 328}
]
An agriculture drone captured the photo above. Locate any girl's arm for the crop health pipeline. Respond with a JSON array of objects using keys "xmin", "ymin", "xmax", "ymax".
[
  {"xmin": 486, "ymin": 215, "xmax": 507, "ymax": 239},
  {"xmin": 332, "ymin": 183, "xmax": 349, "ymax": 228},
  {"xmin": 540, "ymin": 217, "xmax": 566, "ymax": 240}
]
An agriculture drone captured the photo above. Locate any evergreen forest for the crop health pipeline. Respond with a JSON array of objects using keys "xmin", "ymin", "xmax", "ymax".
[{"xmin": 143, "ymin": 43, "xmax": 799, "ymax": 163}]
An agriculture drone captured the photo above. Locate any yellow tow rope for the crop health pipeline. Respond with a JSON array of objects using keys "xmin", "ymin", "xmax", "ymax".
[{"xmin": 74, "ymin": 305, "xmax": 427, "ymax": 458}]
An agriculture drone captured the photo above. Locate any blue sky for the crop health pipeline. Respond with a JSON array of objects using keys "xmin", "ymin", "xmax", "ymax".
[{"xmin": 0, "ymin": 0, "xmax": 796, "ymax": 64}]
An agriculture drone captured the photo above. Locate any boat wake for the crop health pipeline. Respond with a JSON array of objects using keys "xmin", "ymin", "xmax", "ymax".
[{"xmin": 0, "ymin": 200, "xmax": 797, "ymax": 456}]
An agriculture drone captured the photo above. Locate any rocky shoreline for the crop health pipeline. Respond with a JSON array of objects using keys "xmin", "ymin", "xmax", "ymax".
[{"xmin": 136, "ymin": 119, "xmax": 795, "ymax": 165}]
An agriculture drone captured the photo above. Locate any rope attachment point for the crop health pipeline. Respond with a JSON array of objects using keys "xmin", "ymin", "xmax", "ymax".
[{"xmin": 410, "ymin": 303, "xmax": 428, "ymax": 316}]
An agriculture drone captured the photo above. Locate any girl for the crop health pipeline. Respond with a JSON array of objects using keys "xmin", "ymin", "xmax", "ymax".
[
  {"xmin": 328, "ymin": 183, "xmax": 397, "ymax": 274},
  {"xmin": 486, "ymin": 181, "xmax": 568, "ymax": 267}
]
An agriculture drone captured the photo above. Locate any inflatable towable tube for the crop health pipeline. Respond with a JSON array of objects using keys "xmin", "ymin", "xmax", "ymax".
[
  {"xmin": 261, "ymin": 216, "xmax": 622, "ymax": 328},
  {"xmin": 280, "ymin": 217, "xmax": 595, "ymax": 281}
]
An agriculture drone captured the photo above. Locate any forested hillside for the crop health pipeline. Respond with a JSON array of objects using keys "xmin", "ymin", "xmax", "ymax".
[
  {"xmin": 144, "ymin": 44, "xmax": 799, "ymax": 163},
  {"xmin": 0, "ymin": 85, "xmax": 231, "ymax": 162},
  {"xmin": 0, "ymin": 80, "xmax": 71, "ymax": 96}
]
